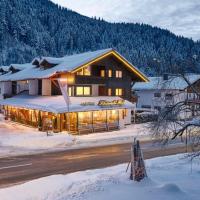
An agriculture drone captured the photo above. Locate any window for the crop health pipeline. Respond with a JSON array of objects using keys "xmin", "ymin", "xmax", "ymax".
[
  {"xmin": 76, "ymin": 69, "xmax": 83, "ymax": 75},
  {"xmin": 78, "ymin": 112, "xmax": 92, "ymax": 127},
  {"xmin": 108, "ymin": 70, "xmax": 112, "ymax": 77},
  {"xmin": 76, "ymin": 66, "xmax": 91, "ymax": 76},
  {"xmin": 116, "ymin": 70, "xmax": 122, "ymax": 78},
  {"xmin": 108, "ymin": 88, "xmax": 112, "ymax": 96},
  {"xmin": 100, "ymin": 70, "xmax": 105, "ymax": 77},
  {"xmin": 165, "ymin": 93, "xmax": 173, "ymax": 100},
  {"xmin": 154, "ymin": 93, "xmax": 161, "ymax": 97},
  {"xmin": 83, "ymin": 66, "xmax": 91, "ymax": 76},
  {"xmin": 115, "ymin": 88, "xmax": 123, "ymax": 96},
  {"xmin": 141, "ymin": 105, "xmax": 151, "ymax": 109},
  {"xmin": 76, "ymin": 86, "xmax": 91, "ymax": 96},
  {"xmin": 68, "ymin": 87, "xmax": 72, "ymax": 96}
]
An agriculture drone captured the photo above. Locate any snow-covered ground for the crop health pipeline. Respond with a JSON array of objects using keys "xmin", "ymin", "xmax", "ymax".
[
  {"xmin": 0, "ymin": 114, "xmax": 150, "ymax": 157},
  {"xmin": 0, "ymin": 154, "xmax": 199, "ymax": 200}
]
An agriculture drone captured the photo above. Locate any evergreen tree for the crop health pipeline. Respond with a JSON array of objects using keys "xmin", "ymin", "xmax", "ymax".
[{"xmin": 0, "ymin": 0, "xmax": 200, "ymax": 75}]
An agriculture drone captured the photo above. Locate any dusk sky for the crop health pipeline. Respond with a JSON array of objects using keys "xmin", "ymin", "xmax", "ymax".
[{"xmin": 51, "ymin": 0, "xmax": 200, "ymax": 41}]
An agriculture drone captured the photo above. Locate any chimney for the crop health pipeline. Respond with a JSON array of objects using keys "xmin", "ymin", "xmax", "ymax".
[{"xmin": 163, "ymin": 73, "xmax": 168, "ymax": 80}]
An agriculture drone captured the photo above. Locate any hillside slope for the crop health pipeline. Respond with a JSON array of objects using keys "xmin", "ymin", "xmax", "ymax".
[{"xmin": 0, "ymin": 0, "xmax": 200, "ymax": 75}]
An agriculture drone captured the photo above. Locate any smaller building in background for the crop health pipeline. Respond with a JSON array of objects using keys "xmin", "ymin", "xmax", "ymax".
[{"xmin": 133, "ymin": 74, "xmax": 200, "ymax": 111}]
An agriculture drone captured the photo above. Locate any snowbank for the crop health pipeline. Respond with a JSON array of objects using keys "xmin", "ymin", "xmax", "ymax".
[
  {"xmin": 0, "ymin": 114, "xmax": 150, "ymax": 157},
  {"xmin": 0, "ymin": 114, "xmax": 74, "ymax": 153},
  {"xmin": 0, "ymin": 154, "xmax": 199, "ymax": 200}
]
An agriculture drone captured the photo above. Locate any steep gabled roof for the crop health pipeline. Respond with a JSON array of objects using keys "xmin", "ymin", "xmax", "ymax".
[{"xmin": 0, "ymin": 48, "xmax": 148, "ymax": 82}]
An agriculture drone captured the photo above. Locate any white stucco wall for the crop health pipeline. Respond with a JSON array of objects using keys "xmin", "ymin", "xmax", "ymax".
[
  {"xmin": 29, "ymin": 79, "xmax": 38, "ymax": 95},
  {"xmin": 42, "ymin": 79, "xmax": 51, "ymax": 96},
  {"xmin": 17, "ymin": 81, "xmax": 29, "ymax": 94},
  {"xmin": 124, "ymin": 109, "xmax": 131, "ymax": 124},
  {"xmin": 0, "ymin": 82, "xmax": 4, "ymax": 99},
  {"xmin": 135, "ymin": 89, "xmax": 187, "ymax": 110},
  {"xmin": 0, "ymin": 81, "xmax": 12, "ymax": 99}
]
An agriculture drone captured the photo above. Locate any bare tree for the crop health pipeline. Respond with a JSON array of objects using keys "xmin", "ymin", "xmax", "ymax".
[{"xmin": 151, "ymin": 73, "xmax": 200, "ymax": 159}]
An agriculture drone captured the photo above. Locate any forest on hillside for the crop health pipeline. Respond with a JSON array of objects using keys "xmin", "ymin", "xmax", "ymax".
[{"xmin": 1, "ymin": 0, "xmax": 200, "ymax": 75}]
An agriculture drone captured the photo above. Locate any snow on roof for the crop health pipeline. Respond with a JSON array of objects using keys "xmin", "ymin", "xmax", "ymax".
[
  {"xmin": 0, "ymin": 66, "xmax": 9, "ymax": 72},
  {"xmin": 0, "ymin": 49, "xmax": 112, "ymax": 81},
  {"xmin": 9, "ymin": 63, "xmax": 34, "ymax": 71},
  {"xmin": 0, "ymin": 65, "xmax": 53, "ymax": 81},
  {"xmin": 0, "ymin": 48, "xmax": 148, "ymax": 82},
  {"xmin": 133, "ymin": 74, "xmax": 200, "ymax": 90},
  {"xmin": 40, "ymin": 49, "xmax": 113, "ymax": 66},
  {"xmin": 41, "ymin": 48, "xmax": 113, "ymax": 70},
  {"xmin": 0, "ymin": 95, "xmax": 134, "ymax": 113}
]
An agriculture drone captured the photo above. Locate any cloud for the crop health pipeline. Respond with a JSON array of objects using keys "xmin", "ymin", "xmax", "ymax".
[{"xmin": 51, "ymin": 0, "xmax": 200, "ymax": 40}]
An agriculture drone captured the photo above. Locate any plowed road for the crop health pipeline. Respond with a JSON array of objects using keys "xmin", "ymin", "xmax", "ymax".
[{"xmin": 0, "ymin": 141, "xmax": 188, "ymax": 188}]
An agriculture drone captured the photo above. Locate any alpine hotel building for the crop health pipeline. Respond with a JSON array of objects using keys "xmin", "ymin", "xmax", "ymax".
[{"xmin": 0, "ymin": 49, "xmax": 148, "ymax": 134}]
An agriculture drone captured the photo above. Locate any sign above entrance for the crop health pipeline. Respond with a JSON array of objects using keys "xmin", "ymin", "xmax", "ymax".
[
  {"xmin": 80, "ymin": 102, "xmax": 95, "ymax": 106},
  {"xmin": 98, "ymin": 99, "xmax": 125, "ymax": 107}
]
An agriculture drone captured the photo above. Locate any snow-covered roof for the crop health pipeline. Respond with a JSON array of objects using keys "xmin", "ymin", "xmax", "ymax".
[
  {"xmin": 9, "ymin": 63, "xmax": 34, "ymax": 71},
  {"xmin": 0, "ymin": 95, "xmax": 135, "ymax": 113},
  {"xmin": 0, "ymin": 48, "xmax": 148, "ymax": 82},
  {"xmin": 133, "ymin": 74, "xmax": 200, "ymax": 91},
  {"xmin": 0, "ymin": 66, "xmax": 9, "ymax": 72}
]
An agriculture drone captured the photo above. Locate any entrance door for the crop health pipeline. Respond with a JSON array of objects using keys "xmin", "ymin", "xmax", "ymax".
[
  {"xmin": 68, "ymin": 113, "xmax": 78, "ymax": 133},
  {"xmin": 38, "ymin": 80, "xmax": 42, "ymax": 95},
  {"xmin": 12, "ymin": 81, "xmax": 17, "ymax": 95}
]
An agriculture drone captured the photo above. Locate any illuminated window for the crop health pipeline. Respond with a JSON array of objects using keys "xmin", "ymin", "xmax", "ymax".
[
  {"xmin": 116, "ymin": 70, "xmax": 122, "ymax": 78},
  {"xmin": 100, "ymin": 70, "xmax": 105, "ymax": 77},
  {"xmin": 108, "ymin": 88, "xmax": 112, "ymax": 96},
  {"xmin": 76, "ymin": 66, "xmax": 91, "ymax": 76},
  {"xmin": 115, "ymin": 88, "xmax": 123, "ymax": 96},
  {"xmin": 108, "ymin": 70, "xmax": 112, "ymax": 77},
  {"xmin": 68, "ymin": 87, "xmax": 72, "ymax": 96},
  {"xmin": 76, "ymin": 69, "xmax": 83, "ymax": 75},
  {"xmin": 84, "ymin": 87, "xmax": 90, "ymax": 95},
  {"xmin": 76, "ymin": 86, "xmax": 91, "ymax": 96},
  {"xmin": 78, "ymin": 112, "xmax": 92, "ymax": 127},
  {"xmin": 83, "ymin": 66, "xmax": 91, "ymax": 76}
]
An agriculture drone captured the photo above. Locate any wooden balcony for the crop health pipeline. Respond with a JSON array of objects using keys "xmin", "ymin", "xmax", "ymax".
[{"xmin": 75, "ymin": 75, "xmax": 106, "ymax": 84}]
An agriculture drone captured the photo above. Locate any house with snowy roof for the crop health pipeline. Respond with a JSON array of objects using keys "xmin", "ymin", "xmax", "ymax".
[
  {"xmin": 133, "ymin": 74, "xmax": 200, "ymax": 111},
  {"xmin": 0, "ymin": 48, "xmax": 148, "ymax": 134}
]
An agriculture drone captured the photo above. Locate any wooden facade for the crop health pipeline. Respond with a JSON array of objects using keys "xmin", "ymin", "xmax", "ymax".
[{"xmin": 50, "ymin": 54, "xmax": 136, "ymax": 100}]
